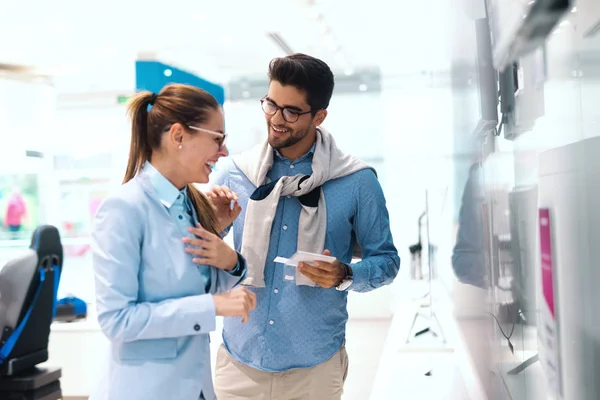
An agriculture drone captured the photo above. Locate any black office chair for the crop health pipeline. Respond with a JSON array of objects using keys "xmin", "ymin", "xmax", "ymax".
[{"xmin": 0, "ymin": 225, "xmax": 63, "ymax": 399}]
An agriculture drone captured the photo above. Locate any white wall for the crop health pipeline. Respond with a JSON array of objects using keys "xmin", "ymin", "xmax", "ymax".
[{"xmin": 0, "ymin": 73, "xmax": 464, "ymax": 319}]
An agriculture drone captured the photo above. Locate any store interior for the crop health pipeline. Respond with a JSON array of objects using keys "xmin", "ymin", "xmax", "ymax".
[{"xmin": 1, "ymin": 0, "xmax": 600, "ymax": 399}]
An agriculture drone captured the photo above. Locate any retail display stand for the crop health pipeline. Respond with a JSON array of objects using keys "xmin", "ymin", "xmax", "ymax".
[{"xmin": 405, "ymin": 190, "xmax": 447, "ymax": 345}]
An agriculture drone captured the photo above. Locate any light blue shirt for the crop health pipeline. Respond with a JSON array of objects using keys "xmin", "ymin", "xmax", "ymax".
[
  {"xmin": 143, "ymin": 163, "xmax": 244, "ymax": 289},
  {"xmin": 144, "ymin": 162, "xmax": 212, "ymax": 291},
  {"xmin": 210, "ymin": 147, "xmax": 400, "ymax": 372},
  {"xmin": 91, "ymin": 162, "xmax": 246, "ymax": 400}
]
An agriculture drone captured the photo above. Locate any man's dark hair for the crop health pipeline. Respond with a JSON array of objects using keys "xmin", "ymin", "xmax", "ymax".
[{"xmin": 268, "ymin": 53, "xmax": 335, "ymax": 112}]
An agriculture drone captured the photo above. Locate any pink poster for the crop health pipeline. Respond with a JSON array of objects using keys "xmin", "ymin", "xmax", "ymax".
[
  {"xmin": 538, "ymin": 207, "xmax": 561, "ymax": 396},
  {"xmin": 539, "ymin": 208, "xmax": 555, "ymax": 317}
]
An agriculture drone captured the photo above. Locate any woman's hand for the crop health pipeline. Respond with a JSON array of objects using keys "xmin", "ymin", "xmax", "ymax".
[
  {"xmin": 213, "ymin": 287, "xmax": 257, "ymax": 323},
  {"xmin": 205, "ymin": 185, "xmax": 242, "ymax": 233},
  {"xmin": 183, "ymin": 224, "xmax": 239, "ymax": 271}
]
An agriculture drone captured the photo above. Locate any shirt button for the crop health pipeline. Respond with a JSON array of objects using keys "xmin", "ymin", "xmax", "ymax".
[
  {"xmin": 290, "ymin": 165, "xmax": 295, "ymax": 169},
  {"xmin": 193, "ymin": 324, "xmax": 201, "ymax": 331},
  {"xmin": 287, "ymin": 195, "xmax": 291, "ymax": 199},
  {"xmin": 283, "ymin": 225, "xmax": 288, "ymax": 230},
  {"xmin": 178, "ymin": 215, "xmax": 183, "ymax": 220},
  {"xmin": 274, "ymin": 288, "xmax": 279, "ymax": 294},
  {"xmin": 269, "ymin": 320, "xmax": 274, "ymax": 325}
]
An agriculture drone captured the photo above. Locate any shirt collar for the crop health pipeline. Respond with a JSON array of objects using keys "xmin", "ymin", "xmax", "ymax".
[
  {"xmin": 142, "ymin": 161, "xmax": 186, "ymax": 208},
  {"xmin": 274, "ymin": 142, "xmax": 316, "ymax": 162}
]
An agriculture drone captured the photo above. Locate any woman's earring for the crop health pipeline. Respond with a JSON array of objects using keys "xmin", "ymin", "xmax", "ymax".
[{"xmin": 178, "ymin": 144, "xmax": 183, "ymax": 149}]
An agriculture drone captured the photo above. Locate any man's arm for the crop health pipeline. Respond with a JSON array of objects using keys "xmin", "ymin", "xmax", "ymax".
[
  {"xmin": 348, "ymin": 169, "xmax": 401, "ymax": 293},
  {"xmin": 208, "ymin": 158, "xmax": 233, "ymax": 237},
  {"xmin": 208, "ymin": 157, "xmax": 231, "ymax": 189}
]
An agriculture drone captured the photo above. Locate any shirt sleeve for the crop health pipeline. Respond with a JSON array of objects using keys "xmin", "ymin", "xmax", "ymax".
[
  {"xmin": 208, "ymin": 157, "xmax": 231, "ymax": 189},
  {"xmin": 226, "ymin": 253, "xmax": 246, "ymax": 277},
  {"xmin": 210, "ymin": 252, "xmax": 248, "ymax": 295},
  {"xmin": 348, "ymin": 170, "xmax": 401, "ymax": 293},
  {"xmin": 92, "ymin": 196, "xmax": 217, "ymax": 343},
  {"xmin": 211, "ymin": 158, "xmax": 236, "ymax": 237}
]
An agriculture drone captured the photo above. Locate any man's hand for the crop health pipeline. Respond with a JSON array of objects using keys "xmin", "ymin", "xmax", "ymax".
[
  {"xmin": 298, "ymin": 250, "xmax": 346, "ymax": 289},
  {"xmin": 205, "ymin": 185, "xmax": 242, "ymax": 232},
  {"xmin": 183, "ymin": 224, "xmax": 239, "ymax": 271}
]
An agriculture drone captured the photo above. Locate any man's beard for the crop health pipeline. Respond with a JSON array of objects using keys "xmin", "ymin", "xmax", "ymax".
[{"xmin": 268, "ymin": 123, "xmax": 309, "ymax": 150}]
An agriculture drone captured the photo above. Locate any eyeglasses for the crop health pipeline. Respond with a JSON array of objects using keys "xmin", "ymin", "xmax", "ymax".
[
  {"xmin": 188, "ymin": 126, "xmax": 227, "ymax": 150},
  {"xmin": 260, "ymin": 98, "xmax": 313, "ymax": 123}
]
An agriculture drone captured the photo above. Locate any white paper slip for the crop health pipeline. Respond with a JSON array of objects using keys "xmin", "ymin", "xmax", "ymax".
[{"xmin": 274, "ymin": 251, "xmax": 336, "ymax": 267}]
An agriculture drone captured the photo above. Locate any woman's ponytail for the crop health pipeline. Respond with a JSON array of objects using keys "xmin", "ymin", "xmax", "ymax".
[
  {"xmin": 123, "ymin": 92, "xmax": 154, "ymax": 183},
  {"xmin": 187, "ymin": 185, "xmax": 220, "ymax": 236}
]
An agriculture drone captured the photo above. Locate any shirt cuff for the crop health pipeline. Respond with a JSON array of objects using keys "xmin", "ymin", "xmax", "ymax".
[
  {"xmin": 219, "ymin": 224, "xmax": 233, "ymax": 239},
  {"xmin": 226, "ymin": 253, "xmax": 246, "ymax": 277},
  {"xmin": 347, "ymin": 262, "xmax": 367, "ymax": 291}
]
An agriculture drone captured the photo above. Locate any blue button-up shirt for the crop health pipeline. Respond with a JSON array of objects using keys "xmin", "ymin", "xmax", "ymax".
[{"xmin": 209, "ymin": 147, "xmax": 400, "ymax": 372}]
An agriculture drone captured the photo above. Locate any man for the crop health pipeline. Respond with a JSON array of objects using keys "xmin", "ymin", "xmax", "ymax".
[{"xmin": 208, "ymin": 53, "xmax": 400, "ymax": 399}]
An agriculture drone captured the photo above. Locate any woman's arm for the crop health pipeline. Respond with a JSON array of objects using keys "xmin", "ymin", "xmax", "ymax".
[
  {"xmin": 182, "ymin": 226, "xmax": 247, "ymax": 294},
  {"xmin": 92, "ymin": 196, "xmax": 217, "ymax": 343},
  {"xmin": 211, "ymin": 253, "xmax": 247, "ymax": 294}
]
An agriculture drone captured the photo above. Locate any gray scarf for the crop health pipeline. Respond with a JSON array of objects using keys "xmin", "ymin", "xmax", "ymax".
[{"xmin": 232, "ymin": 127, "xmax": 372, "ymax": 287}]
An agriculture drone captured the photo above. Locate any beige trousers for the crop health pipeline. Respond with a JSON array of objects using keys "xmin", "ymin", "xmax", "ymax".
[{"xmin": 214, "ymin": 344, "xmax": 349, "ymax": 400}]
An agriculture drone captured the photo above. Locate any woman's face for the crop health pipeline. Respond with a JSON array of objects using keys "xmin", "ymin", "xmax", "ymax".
[{"xmin": 177, "ymin": 108, "xmax": 229, "ymax": 184}]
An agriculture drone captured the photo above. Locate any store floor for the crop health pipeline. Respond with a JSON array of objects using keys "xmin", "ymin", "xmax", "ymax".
[
  {"xmin": 367, "ymin": 280, "xmax": 476, "ymax": 400},
  {"xmin": 207, "ymin": 280, "xmax": 475, "ymax": 400},
  {"xmin": 367, "ymin": 310, "xmax": 471, "ymax": 400}
]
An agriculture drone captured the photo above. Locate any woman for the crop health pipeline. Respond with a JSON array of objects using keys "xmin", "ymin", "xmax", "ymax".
[{"xmin": 90, "ymin": 84, "xmax": 256, "ymax": 400}]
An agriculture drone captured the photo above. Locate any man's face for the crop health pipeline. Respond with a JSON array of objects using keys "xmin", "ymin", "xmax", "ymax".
[{"xmin": 263, "ymin": 81, "xmax": 315, "ymax": 150}]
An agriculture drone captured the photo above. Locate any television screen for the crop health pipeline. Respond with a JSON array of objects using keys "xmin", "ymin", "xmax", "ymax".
[{"xmin": 486, "ymin": 0, "xmax": 571, "ymax": 70}]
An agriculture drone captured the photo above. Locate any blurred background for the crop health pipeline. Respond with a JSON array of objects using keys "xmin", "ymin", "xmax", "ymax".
[{"xmin": 0, "ymin": 0, "xmax": 599, "ymax": 398}]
